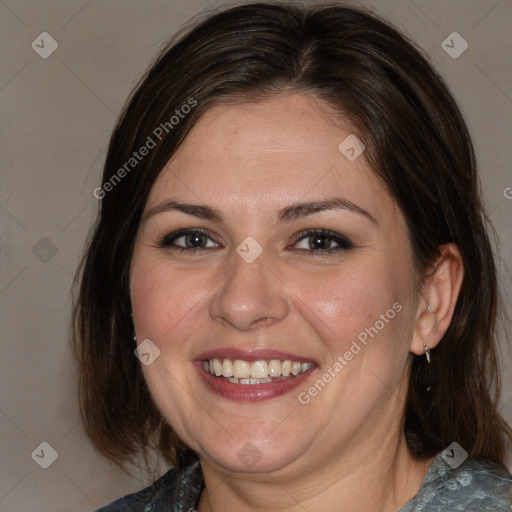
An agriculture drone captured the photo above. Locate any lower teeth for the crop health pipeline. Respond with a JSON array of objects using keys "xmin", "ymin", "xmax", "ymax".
[{"xmin": 226, "ymin": 376, "xmax": 295, "ymax": 384}]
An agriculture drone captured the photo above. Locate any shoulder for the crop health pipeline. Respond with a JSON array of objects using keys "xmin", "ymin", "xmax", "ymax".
[
  {"xmin": 95, "ymin": 451, "xmax": 203, "ymax": 512},
  {"xmin": 402, "ymin": 453, "xmax": 512, "ymax": 511}
]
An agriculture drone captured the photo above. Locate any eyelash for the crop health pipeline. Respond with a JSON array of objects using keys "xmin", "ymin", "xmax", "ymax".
[
  {"xmin": 290, "ymin": 229, "xmax": 353, "ymax": 253},
  {"xmin": 158, "ymin": 229, "xmax": 218, "ymax": 253},
  {"xmin": 158, "ymin": 228, "xmax": 353, "ymax": 254}
]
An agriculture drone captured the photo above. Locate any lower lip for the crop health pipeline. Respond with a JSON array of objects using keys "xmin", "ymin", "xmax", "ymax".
[{"xmin": 195, "ymin": 362, "xmax": 316, "ymax": 402}]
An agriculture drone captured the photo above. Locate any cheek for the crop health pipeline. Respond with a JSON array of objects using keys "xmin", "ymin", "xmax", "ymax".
[
  {"xmin": 287, "ymin": 258, "xmax": 409, "ymax": 361},
  {"xmin": 130, "ymin": 254, "xmax": 212, "ymax": 343}
]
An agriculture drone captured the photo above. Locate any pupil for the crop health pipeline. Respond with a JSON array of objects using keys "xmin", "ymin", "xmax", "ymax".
[
  {"xmin": 186, "ymin": 233, "xmax": 205, "ymax": 247},
  {"xmin": 310, "ymin": 235, "xmax": 330, "ymax": 250}
]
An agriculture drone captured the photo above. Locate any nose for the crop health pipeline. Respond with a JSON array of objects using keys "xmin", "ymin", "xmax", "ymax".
[{"xmin": 209, "ymin": 250, "xmax": 289, "ymax": 331}]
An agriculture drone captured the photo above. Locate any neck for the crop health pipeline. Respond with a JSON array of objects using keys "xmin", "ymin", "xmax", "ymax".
[{"xmin": 197, "ymin": 427, "xmax": 434, "ymax": 512}]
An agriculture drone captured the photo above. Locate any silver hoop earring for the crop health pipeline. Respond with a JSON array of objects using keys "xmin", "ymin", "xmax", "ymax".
[
  {"xmin": 427, "ymin": 304, "xmax": 433, "ymax": 313},
  {"xmin": 423, "ymin": 343, "xmax": 431, "ymax": 364}
]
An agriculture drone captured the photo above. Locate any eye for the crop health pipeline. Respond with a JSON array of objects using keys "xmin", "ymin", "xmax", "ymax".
[
  {"xmin": 291, "ymin": 229, "xmax": 352, "ymax": 253},
  {"xmin": 160, "ymin": 229, "xmax": 220, "ymax": 252}
]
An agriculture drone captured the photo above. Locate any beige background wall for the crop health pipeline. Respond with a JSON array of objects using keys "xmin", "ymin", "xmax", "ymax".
[{"xmin": 0, "ymin": 0, "xmax": 511, "ymax": 510}]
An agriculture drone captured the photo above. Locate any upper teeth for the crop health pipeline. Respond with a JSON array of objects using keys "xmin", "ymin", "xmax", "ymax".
[{"xmin": 203, "ymin": 358, "xmax": 313, "ymax": 379}]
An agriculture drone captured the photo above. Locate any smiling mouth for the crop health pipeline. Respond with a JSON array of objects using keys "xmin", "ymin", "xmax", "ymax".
[{"xmin": 202, "ymin": 358, "xmax": 314, "ymax": 384}]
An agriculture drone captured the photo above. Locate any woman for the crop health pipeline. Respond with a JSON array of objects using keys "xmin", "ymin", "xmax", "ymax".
[{"xmin": 73, "ymin": 2, "xmax": 512, "ymax": 510}]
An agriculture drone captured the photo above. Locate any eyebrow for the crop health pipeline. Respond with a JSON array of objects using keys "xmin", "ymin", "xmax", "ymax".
[
  {"xmin": 278, "ymin": 198, "xmax": 377, "ymax": 224},
  {"xmin": 145, "ymin": 199, "xmax": 223, "ymax": 222},
  {"xmin": 144, "ymin": 197, "xmax": 377, "ymax": 225}
]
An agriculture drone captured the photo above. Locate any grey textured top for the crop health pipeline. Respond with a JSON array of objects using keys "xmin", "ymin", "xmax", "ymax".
[
  {"xmin": 97, "ymin": 450, "xmax": 512, "ymax": 511},
  {"xmin": 399, "ymin": 453, "xmax": 511, "ymax": 511}
]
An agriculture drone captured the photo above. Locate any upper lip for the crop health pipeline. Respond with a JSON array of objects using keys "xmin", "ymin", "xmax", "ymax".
[{"xmin": 195, "ymin": 348, "xmax": 316, "ymax": 364}]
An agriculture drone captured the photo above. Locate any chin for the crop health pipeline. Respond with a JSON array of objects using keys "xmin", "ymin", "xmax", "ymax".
[
  {"xmin": 193, "ymin": 420, "xmax": 313, "ymax": 474},
  {"xmin": 202, "ymin": 441, "xmax": 305, "ymax": 475}
]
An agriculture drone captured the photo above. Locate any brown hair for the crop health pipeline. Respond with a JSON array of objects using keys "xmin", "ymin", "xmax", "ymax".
[{"xmin": 72, "ymin": 1, "xmax": 511, "ymax": 471}]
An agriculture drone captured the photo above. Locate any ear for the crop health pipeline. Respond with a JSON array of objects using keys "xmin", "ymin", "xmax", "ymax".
[{"xmin": 410, "ymin": 243, "xmax": 464, "ymax": 356}]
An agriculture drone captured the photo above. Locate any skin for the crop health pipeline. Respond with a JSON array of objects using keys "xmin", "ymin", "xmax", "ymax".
[{"xmin": 130, "ymin": 93, "xmax": 463, "ymax": 511}]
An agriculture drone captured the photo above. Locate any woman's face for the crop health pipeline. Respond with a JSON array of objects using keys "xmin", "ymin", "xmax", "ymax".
[{"xmin": 130, "ymin": 94, "xmax": 420, "ymax": 475}]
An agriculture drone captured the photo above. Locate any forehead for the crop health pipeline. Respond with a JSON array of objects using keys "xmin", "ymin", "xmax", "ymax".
[{"xmin": 147, "ymin": 94, "xmax": 395, "ymax": 217}]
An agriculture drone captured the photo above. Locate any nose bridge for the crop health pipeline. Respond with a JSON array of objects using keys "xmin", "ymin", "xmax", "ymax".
[{"xmin": 209, "ymin": 249, "xmax": 289, "ymax": 331}]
